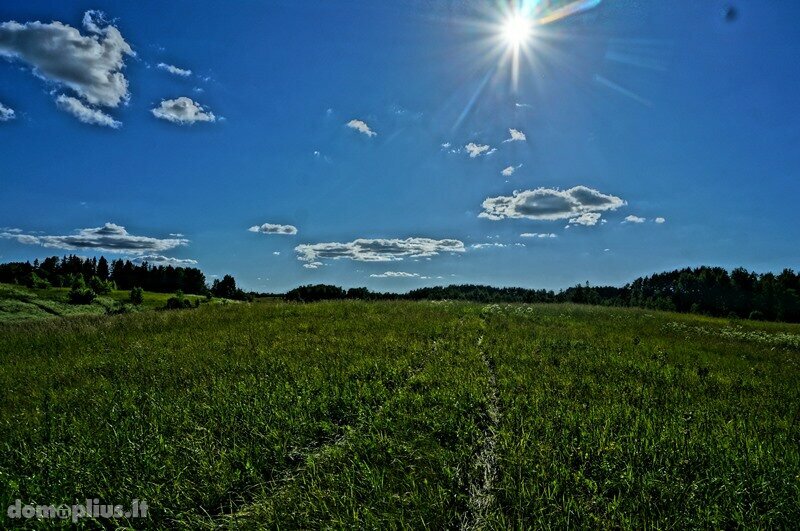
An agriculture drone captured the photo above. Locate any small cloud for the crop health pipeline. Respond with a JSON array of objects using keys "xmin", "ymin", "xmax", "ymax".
[
  {"xmin": 369, "ymin": 271, "xmax": 420, "ymax": 278},
  {"xmin": 515, "ymin": 102, "xmax": 533, "ymax": 109},
  {"xmin": 480, "ymin": 186, "xmax": 626, "ymax": 225},
  {"xmin": 151, "ymin": 97, "xmax": 215, "ymax": 125},
  {"xmin": 471, "ymin": 243, "xmax": 507, "ymax": 249},
  {"xmin": 296, "ymin": 237, "xmax": 464, "ymax": 265},
  {"xmin": 0, "ymin": 102, "xmax": 15, "ymax": 121},
  {"xmin": 55, "ymin": 95, "xmax": 120, "ymax": 128},
  {"xmin": 465, "ymin": 142, "xmax": 492, "ymax": 158},
  {"xmin": 520, "ymin": 233, "xmax": 557, "ymax": 238},
  {"xmin": 503, "ymin": 128, "xmax": 526, "ymax": 143},
  {"xmin": 346, "ymin": 119, "xmax": 376, "ymax": 137},
  {"xmin": 169, "ymin": 233, "xmax": 184, "ymax": 237},
  {"xmin": 157, "ymin": 62, "xmax": 192, "ymax": 77},
  {"xmin": 501, "ymin": 163, "xmax": 522, "ymax": 176},
  {"xmin": 303, "ymin": 261, "xmax": 323, "ymax": 269},
  {"xmin": 441, "ymin": 142, "xmax": 451, "ymax": 149},
  {"xmin": 273, "ymin": 251, "xmax": 280, "ymax": 255},
  {"xmin": 192, "ymin": 86, "xmax": 204, "ymax": 93},
  {"xmin": 654, "ymin": 217, "xmax": 666, "ymax": 224},
  {"xmin": 248, "ymin": 223, "xmax": 298, "ymax": 235},
  {"xmin": 569, "ymin": 213, "xmax": 602, "ymax": 226},
  {"xmin": 623, "ymin": 215, "xmax": 646, "ymax": 224}
]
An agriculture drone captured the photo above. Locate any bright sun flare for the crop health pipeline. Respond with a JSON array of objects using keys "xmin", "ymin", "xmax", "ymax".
[{"xmin": 501, "ymin": 13, "xmax": 532, "ymax": 47}]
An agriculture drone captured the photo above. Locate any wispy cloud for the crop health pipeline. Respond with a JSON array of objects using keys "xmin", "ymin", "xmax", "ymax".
[
  {"xmin": 520, "ymin": 232, "xmax": 557, "ymax": 238},
  {"xmin": 0, "ymin": 222, "xmax": 188, "ymax": 253},
  {"xmin": 346, "ymin": 119, "xmax": 376, "ymax": 137},
  {"xmin": 480, "ymin": 186, "xmax": 626, "ymax": 226},
  {"xmin": 157, "ymin": 62, "xmax": 191, "ymax": 77},
  {"xmin": 56, "ymin": 95, "xmax": 120, "ymax": 128},
  {"xmin": 0, "ymin": 101, "xmax": 14, "ymax": 121},
  {"xmin": 503, "ymin": 128, "xmax": 526, "ymax": 143},
  {"xmin": 296, "ymin": 237, "xmax": 464, "ymax": 265},
  {"xmin": 248, "ymin": 223, "xmax": 298, "ymax": 235},
  {"xmin": 132, "ymin": 255, "xmax": 198, "ymax": 266},
  {"xmin": 501, "ymin": 164, "xmax": 522, "ymax": 176},
  {"xmin": 0, "ymin": 11, "xmax": 134, "ymax": 108},
  {"xmin": 369, "ymin": 271, "xmax": 420, "ymax": 278},
  {"xmin": 151, "ymin": 97, "xmax": 215, "ymax": 125}
]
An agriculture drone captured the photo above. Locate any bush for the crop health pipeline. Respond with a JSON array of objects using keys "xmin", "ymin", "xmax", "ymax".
[
  {"xmin": 749, "ymin": 310, "xmax": 766, "ymax": 321},
  {"xmin": 165, "ymin": 290, "xmax": 193, "ymax": 310},
  {"xmin": 129, "ymin": 287, "xmax": 144, "ymax": 305},
  {"xmin": 89, "ymin": 276, "xmax": 114, "ymax": 295},
  {"xmin": 68, "ymin": 287, "xmax": 96, "ymax": 305},
  {"xmin": 27, "ymin": 272, "xmax": 51, "ymax": 289}
]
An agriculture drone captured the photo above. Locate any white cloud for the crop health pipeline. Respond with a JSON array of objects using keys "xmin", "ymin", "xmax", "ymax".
[
  {"xmin": 55, "ymin": 94, "xmax": 120, "ymax": 128},
  {"xmin": 480, "ymin": 186, "xmax": 626, "ymax": 226},
  {"xmin": 132, "ymin": 255, "xmax": 198, "ymax": 266},
  {"xmin": 501, "ymin": 164, "xmax": 522, "ymax": 176},
  {"xmin": 248, "ymin": 223, "xmax": 298, "ymax": 235},
  {"xmin": 465, "ymin": 142, "xmax": 492, "ymax": 158},
  {"xmin": 273, "ymin": 251, "xmax": 281, "ymax": 255},
  {"xmin": 0, "ymin": 222, "xmax": 188, "ymax": 254},
  {"xmin": 503, "ymin": 128, "xmax": 526, "ymax": 143},
  {"xmin": 369, "ymin": 271, "xmax": 420, "ymax": 278},
  {"xmin": 296, "ymin": 237, "xmax": 465, "ymax": 264},
  {"xmin": 151, "ymin": 97, "xmax": 215, "ymax": 125},
  {"xmin": 654, "ymin": 217, "xmax": 666, "ymax": 224},
  {"xmin": 0, "ymin": 102, "xmax": 14, "ymax": 121},
  {"xmin": 623, "ymin": 215, "xmax": 646, "ymax": 224},
  {"xmin": 0, "ymin": 11, "xmax": 134, "ymax": 107},
  {"xmin": 303, "ymin": 261, "xmax": 323, "ymax": 269},
  {"xmin": 346, "ymin": 119, "xmax": 376, "ymax": 137},
  {"xmin": 157, "ymin": 62, "xmax": 191, "ymax": 77},
  {"xmin": 520, "ymin": 232, "xmax": 557, "ymax": 238},
  {"xmin": 441, "ymin": 142, "xmax": 451, "ymax": 149}
]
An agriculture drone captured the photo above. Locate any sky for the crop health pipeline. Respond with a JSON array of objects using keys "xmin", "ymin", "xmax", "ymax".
[{"xmin": 1, "ymin": 0, "xmax": 798, "ymax": 293}]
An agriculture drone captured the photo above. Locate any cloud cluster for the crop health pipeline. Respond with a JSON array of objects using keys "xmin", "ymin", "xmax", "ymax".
[
  {"xmin": 503, "ymin": 128, "xmax": 526, "ymax": 142},
  {"xmin": 346, "ymin": 119, "xmax": 376, "ymax": 137},
  {"xmin": 132, "ymin": 255, "xmax": 198, "ymax": 266},
  {"xmin": 151, "ymin": 97, "xmax": 215, "ymax": 124},
  {"xmin": 655, "ymin": 217, "xmax": 666, "ymax": 224},
  {"xmin": 465, "ymin": 142, "xmax": 494, "ymax": 158},
  {"xmin": 248, "ymin": 223, "xmax": 298, "ymax": 235},
  {"xmin": 56, "ymin": 94, "xmax": 120, "ymax": 128},
  {"xmin": 0, "ymin": 11, "xmax": 134, "ymax": 107},
  {"xmin": 0, "ymin": 102, "xmax": 14, "ymax": 121},
  {"xmin": 480, "ymin": 186, "xmax": 626, "ymax": 226},
  {"xmin": 295, "ymin": 237, "xmax": 465, "ymax": 264},
  {"xmin": 0, "ymin": 223, "xmax": 188, "ymax": 253},
  {"xmin": 157, "ymin": 62, "xmax": 191, "ymax": 77}
]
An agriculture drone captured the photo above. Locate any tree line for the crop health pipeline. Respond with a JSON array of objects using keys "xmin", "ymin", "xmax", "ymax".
[
  {"xmin": 0, "ymin": 255, "xmax": 250, "ymax": 300},
  {"xmin": 284, "ymin": 266, "xmax": 800, "ymax": 322}
]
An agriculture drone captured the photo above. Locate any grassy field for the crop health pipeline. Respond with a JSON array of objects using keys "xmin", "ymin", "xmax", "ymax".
[{"xmin": 0, "ymin": 301, "xmax": 798, "ymax": 528}]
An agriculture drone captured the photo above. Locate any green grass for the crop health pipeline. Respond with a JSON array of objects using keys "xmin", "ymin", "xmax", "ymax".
[{"xmin": 0, "ymin": 301, "xmax": 797, "ymax": 528}]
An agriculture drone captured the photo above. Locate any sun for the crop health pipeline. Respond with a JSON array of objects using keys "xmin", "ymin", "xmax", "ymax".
[{"xmin": 501, "ymin": 12, "xmax": 532, "ymax": 48}]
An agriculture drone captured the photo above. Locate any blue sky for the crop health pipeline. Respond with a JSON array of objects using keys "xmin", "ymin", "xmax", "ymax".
[{"xmin": 1, "ymin": 0, "xmax": 798, "ymax": 292}]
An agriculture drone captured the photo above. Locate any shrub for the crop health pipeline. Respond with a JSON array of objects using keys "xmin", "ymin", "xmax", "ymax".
[
  {"xmin": 27, "ymin": 272, "xmax": 51, "ymax": 289},
  {"xmin": 749, "ymin": 310, "xmax": 766, "ymax": 321},
  {"xmin": 89, "ymin": 276, "xmax": 114, "ymax": 295},
  {"xmin": 130, "ymin": 287, "xmax": 144, "ymax": 305},
  {"xmin": 68, "ymin": 286, "xmax": 96, "ymax": 305},
  {"xmin": 165, "ymin": 290, "xmax": 193, "ymax": 310}
]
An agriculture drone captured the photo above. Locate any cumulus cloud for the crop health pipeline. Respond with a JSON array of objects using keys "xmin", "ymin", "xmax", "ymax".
[
  {"xmin": 0, "ymin": 222, "xmax": 188, "ymax": 253},
  {"xmin": 623, "ymin": 215, "xmax": 646, "ymax": 224},
  {"xmin": 520, "ymin": 232, "xmax": 557, "ymax": 238},
  {"xmin": 0, "ymin": 11, "xmax": 134, "ymax": 107},
  {"xmin": 480, "ymin": 186, "xmax": 626, "ymax": 226},
  {"xmin": 157, "ymin": 62, "xmax": 191, "ymax": 77},
  {"xmin": 0, "ymin": 101, "xmax": 14, "ymax": 121},
  {"xmin": 465, "ymin": 142, "xmax": 492, "ymax": 158},
  {"xmin": 55, "ymin": 94, "xmax": 120, "ymax": 128},
  {"xmin": 346, "ymin": 119, "xmax": 376, "ymax": 137},
  {"xmin": 248, "ymin": 223, "xmax": 298, "ymax": 235},
  {"xmin": 369, "ymin": 271, "xmax": 420, "ymax": 278},
  {"xmin": 303, "ymin": 261, "xmax": 323, "ymax": 269},
  {"xmin": 132, "ymin": 255, "xmax": 198, "ymax": 266},
  {"xmin": 503, "ymin": 128, "xmax": 526, "ymax": 142},
  {"xmin": 295, "ymin": 237, "xmax": 465, "ymax": 264},
  {"xmin": 654, "ymin": 217, "xmax": 666, "ymax": 224},
  {"xmin": 151, "ymin": 97, "xmax": 215, "ymax": 125}
]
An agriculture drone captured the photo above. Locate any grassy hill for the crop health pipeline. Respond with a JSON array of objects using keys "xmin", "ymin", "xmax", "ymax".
[
  {"xmin": 0, "ymin": 300, "xmax": 797, "ymax": 528},
  {"xmin": 0, "ymin": 283, "xmax": 221, "ymax": 323}
]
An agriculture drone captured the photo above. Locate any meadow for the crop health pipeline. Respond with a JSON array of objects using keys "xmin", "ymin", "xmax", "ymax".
[{"xmin": 0, "ymin": 300, "xmax": 798, "ymax": 528}]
